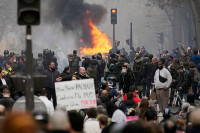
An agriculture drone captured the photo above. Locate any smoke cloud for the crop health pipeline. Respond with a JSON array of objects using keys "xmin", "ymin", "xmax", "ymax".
[{"xmin": 48, "ymin": 0, "xmax": 107, "ymax": 47}]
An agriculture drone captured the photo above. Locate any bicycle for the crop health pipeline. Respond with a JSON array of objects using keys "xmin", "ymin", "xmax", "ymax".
[{"xmin": 168, "ymin": 88, "xmax": 182, "ymax": 115}]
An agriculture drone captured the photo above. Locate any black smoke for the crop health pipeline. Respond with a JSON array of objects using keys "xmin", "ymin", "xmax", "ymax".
[{"xmin": 48, "ymin": 0, "xmax": 107, "ymax": 47}]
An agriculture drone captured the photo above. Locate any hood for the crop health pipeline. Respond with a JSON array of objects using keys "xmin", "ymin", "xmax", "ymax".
[
  {"xmin": 109, "ymin": 63, "xmax": 115, "ymax": 69},
  {"xmin": 112, "ymin": 109, "xmax": 126, "ymax": 124}
]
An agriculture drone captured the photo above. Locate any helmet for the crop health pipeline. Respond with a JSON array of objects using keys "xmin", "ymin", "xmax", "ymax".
[
  {"xmin": 38, "ymin": 53, "xmax": 43, "ymax": 58},
  {"xmin": 73, "ymin": 50, "xmax": 77, "ymax": 55},
  {"xmin": 10, "ymin": 52, "xmax": 15, "ymax": 57},
  {"xmin": 4, "ymin": 50, "xmax": 9, "ymax": 56},
  {"xmin": 21, "ymin": 50, "xmax": 26, "ymax": 55}
]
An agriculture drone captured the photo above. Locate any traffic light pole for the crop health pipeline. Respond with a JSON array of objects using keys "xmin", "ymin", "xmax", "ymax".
[
  {"xmin": 25, "ymin": 25, "xmax": 34, "ymax": 111},
  {"xmin": 130, "ymin": 23, "xmax": 133, "ymax": 50},
  {"xmin": 113, "ymin": 24, "xmax": 116, "ymax": 52}
]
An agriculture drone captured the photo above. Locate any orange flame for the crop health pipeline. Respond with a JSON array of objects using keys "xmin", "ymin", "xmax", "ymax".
[{"xmin": 80, "ymin": 19, "xmax": 112, "ymax": 55}]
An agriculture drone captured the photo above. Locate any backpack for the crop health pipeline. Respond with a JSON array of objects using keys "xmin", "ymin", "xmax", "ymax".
[
  {"xmin": 134, "ymin": 58, "xmax": 143, "ymax": 73},
  {"xmin": 194, "ymin": 68, "xmax": 200, "ymax": 82}
]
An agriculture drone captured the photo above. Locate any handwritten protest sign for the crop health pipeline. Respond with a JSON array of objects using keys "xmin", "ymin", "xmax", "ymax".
[{"xmin": 55, "ymin": 79, "xmax": 97, "ymax": 110}]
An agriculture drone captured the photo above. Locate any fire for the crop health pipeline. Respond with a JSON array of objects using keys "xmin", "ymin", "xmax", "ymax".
[{"xmin": 80, "ymin": 19, "xmax": 112, "ymax": 55}]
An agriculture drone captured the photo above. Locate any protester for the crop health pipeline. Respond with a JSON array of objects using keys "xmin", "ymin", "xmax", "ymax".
[
  {"xmin": 119, "ymin": 65, "xmax": 134, "ymax": 94},
  {"xmin": 48, "ymin": 109, "xmax": 69, "ymax": 133},
  {"xmin": 68, "ymin": 111, "xmax": 84, "ymax": 133},
  {"xmin": 153, "ymin": 59, "xmax": 172, "ymax": 113},
  {"xmin": 136, "ymin": 98, "xmax": 150, "ymax": 119},
  {"xmin": 71, "ymin": 75, "xmax": 81, "ymax": 80},
  {"xmin": 60, "ymin": 66, "xmax": 72, "ymax": 81},
  {"xmin": 188, "ymin": 62, "xmax": 198, "ymax": 99},
  {"xmin": 0, "ymin": 88, "xmax": 14, "ymax": 111},
  {"xmin": 191, "ymin": 49, "xmax": 200, "ymax": 67},
  {"xmin": 1, "ymin": 46, "xmax": 200, "ymax": 133},
  {"xmin": 104, "ymin": 64, "xmax": 118, "ymax": 87},
  {"xmin": 126, "ymin": 108, "xmax": 139, "ymax": 122},
  {"xmin": 102, "ymin": 109, "xmax": 126, "ymax": 133},
  {"xmin": 38, "ymin": 89, "xmax": 54, "ymax": 116},
  {"xmin": 123, "ymin": 92, "xmax": 138, "ymax": 109},
  {"xmin": 101, "ymin": 82, "xmax": 121, "ymax": 100},
  {"xmin": 1, "ymin": 112, "xmax": 37, "ymax": 133},
  {"xmin": 123, "ymin": 86, "xmax": 141, "ymax": 104},
  {"xmin": 44, "ymin": 61, "xmax": 60, "ymax": 108},
  {"xmin": 68, "ymin": 54, "xmax": 78, "ymax": 75},
  {"xmin": 180, "ymin": 51, "xmax": 190, "ymax": 71},
  {"xmin": 32, "ymin": 110, "xmax": 49, "ymax": 133},
  {"xmin": 0, "ymin": 69, "xmax": 13, "ymax": 90},
  {"xmin": 143, "ymin": 55, "xmax": 154, "ymax": 99},
  {"xmin": 97, "ymin": 114, "xmax": 108, "ymax": 130},
  {"xmin": 176, "ymin": 66, "xmax": 189, "ymax": 102},
  {"xmin": 84, "ymin": 108, "xmax": 101, "ymax": 133},
  {"xmin": 187, "ymin": 108, "xmax": 200, "ymax": 133},
  {"xmin": 75, "ymin": 67, "xmax": 89, "ymax": 79}
]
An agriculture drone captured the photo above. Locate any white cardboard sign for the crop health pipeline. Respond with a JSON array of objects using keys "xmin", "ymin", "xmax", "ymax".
[{"xmin": 55, "ymin": 79, "xmax": 97, "ymax": 110}]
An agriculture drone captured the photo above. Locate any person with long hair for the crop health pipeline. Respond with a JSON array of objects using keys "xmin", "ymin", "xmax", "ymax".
[{"xmin": 136, "ymin": 98, "xmax": 149, "ymax": 119}]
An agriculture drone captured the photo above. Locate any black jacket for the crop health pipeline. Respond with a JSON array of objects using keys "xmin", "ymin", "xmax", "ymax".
[
  {"xmin": 105, "ymin": 100, "xmax": 118, "ymax": 117},
  {"xmin": 144, "ymin": 61, "xmax": 154, "ymax": 78},
  {"xmin": 44, "ymin": 69, "xmax": 60, "ymax": 89},
  {"xmin": 0, "ymin": 75, "xmax": 14, "ymax": 91},
  {"xmin": 60, "ymin": 71, "xmax": 72, "ymax": 81},
  {"xmin": 82, "ymin": 58, "xmax": 91, "ymax": 71},
  {"xmin": 69, "ymin": 58, "xmax": 80, "ymax": 75},
  {"xmin": 75, "ymin": 73, "xmax": 89, "ymax": 79},
  {"xmin": 176, "ymin": 71, "xmax": 189, "ymax": 94},
  {"xmin": 102, "ymin": 122, "xmax": 115, "ymax": 133},
  {"xmin": 0, "ymin": 97, "xmax": 14, "ymax": 110},
  {"xmin": 151, "ymin": 62, "xmax": 158, "ymax": 80},
  {"xmin": 119, "ymin": 72, "xmax": 134, "ymax": 93},
  {"xmin": 124, "ymin": 99, "xmax": 138, "ymax": 109}
]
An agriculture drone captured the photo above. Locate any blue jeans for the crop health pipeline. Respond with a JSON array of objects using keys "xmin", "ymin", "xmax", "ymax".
[{"xmin": 142, "ymin": 78, "xmax": 151, "ymax": 98}]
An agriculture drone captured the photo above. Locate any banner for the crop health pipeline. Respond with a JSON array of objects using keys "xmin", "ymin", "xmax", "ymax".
[{"xmin": 55, "ymin": 79, "xmax": 96, "ymax": 110}]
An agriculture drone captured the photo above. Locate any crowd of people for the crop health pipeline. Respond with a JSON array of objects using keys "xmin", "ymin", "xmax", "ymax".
[{"xmin": 0, "ymin": 46, "xmax": 200, "ymax": 133}]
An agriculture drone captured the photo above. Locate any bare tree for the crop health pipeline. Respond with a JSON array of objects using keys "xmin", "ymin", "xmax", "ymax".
[{"xmin": 150, "ymin": 0, "xmax": 200, "ymax": 49}]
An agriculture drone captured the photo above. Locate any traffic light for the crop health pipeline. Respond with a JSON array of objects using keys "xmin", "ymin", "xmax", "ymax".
[
  {"xmin": 111, "ymin": 9, "xmax": 117, "ymax": 24},
  {"xmin": 156, "ymin": 32, "xmax": 164, "ymax": 44},
  {"xmin": 17, "ymin": 0, "xmax": 40, "ymax": 25}
]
